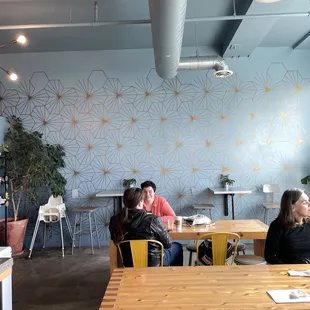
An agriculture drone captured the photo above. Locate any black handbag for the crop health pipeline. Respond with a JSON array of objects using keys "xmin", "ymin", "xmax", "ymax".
[{"xmin": 198, "ymin": 239, "xmax": 233, "ymax": 265}]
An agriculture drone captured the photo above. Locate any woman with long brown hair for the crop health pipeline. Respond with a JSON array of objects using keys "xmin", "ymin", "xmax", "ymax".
[
  {"xmin": 109, "ymin": 187, "xmax": 183, "ymax": 267},
  {"xmin": 265, "ymin": 188, "xmax": 310, "ymax": 264}
]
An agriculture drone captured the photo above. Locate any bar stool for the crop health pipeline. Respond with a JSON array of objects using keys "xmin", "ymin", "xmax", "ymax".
[
  {"xmin": 192, "ymin": 203, "xmax": 215, "ymax": 219},
  {"xmin": 262, "ymin": 184, "xmax": 280, "ymax": 224},
  {"xmin": 234, "ymin": 255, "xmax": 266, "ymax": 265},
  {"xmin": 71, "ymin": 207, "xmax": 100, "ymax": 255}
]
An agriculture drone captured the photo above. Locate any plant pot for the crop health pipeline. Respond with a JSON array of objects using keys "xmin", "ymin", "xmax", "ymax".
[
  {"xmin": 225, "ymin": 183, "xmax": 229, "ymax": 191},
  {"xmin": 0, "ymin": 217, "xmax": 29, "ymax": 256},
  {"xmin": 124, "ymin": 184, "xmax": 135, "ymax": 189}
]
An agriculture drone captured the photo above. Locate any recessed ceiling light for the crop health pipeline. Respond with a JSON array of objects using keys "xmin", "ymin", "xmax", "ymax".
[{"xmin": 255, "ymin": 0, "xmax": 281, "ymax": 3}]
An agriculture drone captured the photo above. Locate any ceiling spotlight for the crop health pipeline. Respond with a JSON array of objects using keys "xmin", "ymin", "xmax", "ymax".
[
  {"xmin": 8, "ymin": 72, "xmax": 18, "ymax": 81},
  {"xmin": 15, "ymin": 35, "xmax": 27, "ymax": 45},
  {"xmin": 0, "ymin": 35, "xmax": 27, "ymax": 48},
  {"xmin": 0, "ymin": 67, "xmax": 18, "ymax": 81},
  {"xmin": 255, "ymin": 0, "xmax": 281, "ymax": 3}
]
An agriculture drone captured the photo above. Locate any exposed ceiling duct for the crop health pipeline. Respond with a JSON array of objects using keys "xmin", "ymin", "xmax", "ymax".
[
  {"xmin": 148, "ymin": 0, "xmax": 232, "ymax": 79},
  {"xmin": 178, "ymin": 56, "xmax": 233, "ymax": 78},
  {"xmin": 149, "ymin": 0, "xmax": 187, "ymax": 79}
]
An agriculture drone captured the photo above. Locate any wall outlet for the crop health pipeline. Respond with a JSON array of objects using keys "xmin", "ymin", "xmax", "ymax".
[{"xmin": 72, "ymin": 189, "xmax": 79, "ymax": 199}]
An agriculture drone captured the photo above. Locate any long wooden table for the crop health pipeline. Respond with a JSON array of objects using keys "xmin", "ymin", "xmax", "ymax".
[
  {"xmin": 100, "ymin": 264, "xmax": 310, "ymax": 309},
  {"xmin": 109, "ymin": 219, "xmax": 268, "ymax": 273}
]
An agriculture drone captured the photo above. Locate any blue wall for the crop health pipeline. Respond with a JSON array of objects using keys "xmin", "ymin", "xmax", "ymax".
[{"xmin": 0, "ymin": 47, "xmax": 310, "ymax": 247}]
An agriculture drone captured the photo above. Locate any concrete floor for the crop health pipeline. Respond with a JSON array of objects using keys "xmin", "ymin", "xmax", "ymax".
[
  {"xmin": 12, "ymin": 243, "xmax": 254, "ymax": 310},
  {"xmin": 13, "ymin": 247, "xmax": 110, "ymax": 310}
]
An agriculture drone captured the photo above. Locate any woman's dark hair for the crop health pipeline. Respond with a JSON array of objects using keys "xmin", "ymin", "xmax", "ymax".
[
  {"xmin": 113, "ymin": 188, "xmax": 143, "ymax": 243},
  {"xmin": 277, "ymin": 188, "xmax": 304, "ymax": 228},
  {"xmin": 123, "ymin": 187, "xmax": 143, "ymax": 209},
  {"xmin": 141, "ymin": 180, "xmax": 156, "ymax": 192}
]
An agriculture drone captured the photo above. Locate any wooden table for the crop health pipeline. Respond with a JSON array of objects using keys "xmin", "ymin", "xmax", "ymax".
[
  {"xmin": 0, "ymin": 258, "xmax": 13, "ymax": 310},
  {"xmin": 96, "ymin": 190, "xmax": 123, "ymax": 215},
  {"xmin": 209, "ymin": 187, "xmax": 252, "ymax": 219},
  {"xmin": 99, "ymin": 264, "xmax": 310, "ymax": 309},
  {"xmin": 109, "ymin": 219, "xmax": 268, "ymax": 274}
]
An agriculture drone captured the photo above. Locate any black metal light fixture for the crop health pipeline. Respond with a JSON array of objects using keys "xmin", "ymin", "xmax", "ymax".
[{"xmin": 0, "ymin": 35, "xmax": 27, "ymax": 81}]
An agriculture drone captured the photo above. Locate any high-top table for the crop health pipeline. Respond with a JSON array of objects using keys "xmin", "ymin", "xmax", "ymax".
[
  {"xmin": 99, "ymin": 264, "xmax": 310, "ymax": 310},
  {"xmin": 96, "ymin": 190, "xmax": 124, "ymax": 215},
  {"xmin": 209, "ymin": 187, "xmax": 252, "ymax": 219},
  {"xmin": 109, "ymin": 219, "xmax": 268, "ymax": 274}
]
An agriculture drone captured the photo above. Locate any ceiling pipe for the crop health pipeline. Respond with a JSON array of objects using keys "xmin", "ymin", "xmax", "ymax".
[
  {"xmin": 149, "ymin": 0, "xmax": 187, "ymax": 79},
  {"xmin": 178, "ymin": 56, "xmax": 233, "ymax": 78},
  {"xmin": 0, "ymin": 11, "xmax": 308, "ymax": 31}
]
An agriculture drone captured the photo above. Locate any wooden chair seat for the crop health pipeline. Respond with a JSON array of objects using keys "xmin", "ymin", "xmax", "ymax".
[
  {"xmin": 234, "ymin": 255, "xmax": 266, "ymax": 265},
  {"xmin": 262, "ymin": 203, "xmax": 280, "ymax": 209},
  {"xmin": 231, "ymin": 242, "xmax": 246, "ymax": 254},
  {"xmin": 186, "ymin": 243, "xmax": 196, "ymax": 252}
]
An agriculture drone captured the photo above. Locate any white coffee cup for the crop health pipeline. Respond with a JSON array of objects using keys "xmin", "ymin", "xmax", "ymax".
[{"xmin": 175, "ymin": 216, "xmax": 182, "ymax": 229}]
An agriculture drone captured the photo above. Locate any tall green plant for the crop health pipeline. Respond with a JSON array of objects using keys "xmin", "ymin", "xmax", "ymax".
[{"xmin": 4, "ymin": 116, "xmax": 67, "ymax": 221}]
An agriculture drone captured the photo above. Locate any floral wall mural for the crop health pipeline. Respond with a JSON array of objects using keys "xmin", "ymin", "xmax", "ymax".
[{"xmin": 0, "ymin": 49, "xmax": 309, "ymax": 247}]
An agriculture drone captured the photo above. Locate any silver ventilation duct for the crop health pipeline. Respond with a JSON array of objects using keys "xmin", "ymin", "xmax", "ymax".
[
  {"xmin": 149, "ymin": 0, "xmax": 187, "ymax": 79},
  {"xmin": 178, "ymin": 56, "xmax": 233, "ymax": 78}
]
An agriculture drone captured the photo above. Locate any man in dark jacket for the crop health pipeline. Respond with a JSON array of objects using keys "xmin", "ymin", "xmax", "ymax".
[{"xmin": 109, "ymin": 187, "xmax": 183, "ymax": 267}]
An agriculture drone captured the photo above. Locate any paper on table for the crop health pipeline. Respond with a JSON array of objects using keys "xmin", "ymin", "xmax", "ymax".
[
  {"xmin": 288, "ymin": 270, "xmax": 310, "ymax": 277},
  {"xmin": 267, "ymin": 289, "xmax": 310, "ymax": 303}
]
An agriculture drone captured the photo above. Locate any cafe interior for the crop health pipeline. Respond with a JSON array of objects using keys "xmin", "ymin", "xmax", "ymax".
[{"xmin": 0, "ymin": 0, "xmax": 310, "ymax": 309}]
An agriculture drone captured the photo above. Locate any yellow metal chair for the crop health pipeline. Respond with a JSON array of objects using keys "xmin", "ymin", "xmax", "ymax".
[
  {"xmin": 195, "ymin": 232, "xmax": 240, "ymax": 266},
  {"xmin": 117, "ymin": 240, "xmax": 164, "ymax": 267}
]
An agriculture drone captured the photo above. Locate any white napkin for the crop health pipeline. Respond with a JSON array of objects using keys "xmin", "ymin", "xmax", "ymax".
[
  {"xmin": 288, "ymin": 270, "xmax": 310, "ymax": 277},
  {"xmin": 267, "ymin": 289, "xmax": 310, "ymax": 303}
]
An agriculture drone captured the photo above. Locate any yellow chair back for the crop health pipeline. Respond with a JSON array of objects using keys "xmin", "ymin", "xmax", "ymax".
[
  {"xmin": 117, "ymin": 239, "xmax": 164, "ymax": 267},
  {"xmin": 195, "ymin": 232, "xmax": 240, "ymax": 266}
]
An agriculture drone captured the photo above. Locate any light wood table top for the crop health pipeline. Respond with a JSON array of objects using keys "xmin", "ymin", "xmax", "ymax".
[
  {"xmin": 100, "ymin": 264, "xmax": 310, "ymax": 309},
  {"xmin": 169, "ymin": 219, "xmax": 268, "ymax": 240}
]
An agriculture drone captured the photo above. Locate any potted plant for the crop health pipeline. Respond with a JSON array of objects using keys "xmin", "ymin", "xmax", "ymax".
[
  {"xmin": 0, "ymin": 116, "xmax": 67, "ymax": 255},
  {"xmin": 122, "ymin": 178, "xmax": 136, "ymax": 189},
  {"xmin": 301, "ymin": 175, "xmax": 310, "ymax": 185},
  {"xmin": 219, "ymin": 174, "xmax": 235, "ymax": 190}
]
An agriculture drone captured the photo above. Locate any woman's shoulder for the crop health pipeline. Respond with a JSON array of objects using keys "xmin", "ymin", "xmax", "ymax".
[{"xmin": 269, "ymin": 217, "xmax": 283, "ymax": 229}]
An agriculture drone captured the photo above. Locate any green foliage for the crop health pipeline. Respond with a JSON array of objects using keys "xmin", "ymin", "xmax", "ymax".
[
  {"xmin": 301, "ymin": 175, "xmax": 310, "ymax": 185},
  {"xmin": 219, "ymin": 174, "xmax": 235, "ymax": 186},
  {"xmin": 122, "ymin": 178, "xmax": 136, "ymax": 188},
  {"xmin": 4, "ymin": 116, "xmax": 67, "ymax": 221}
]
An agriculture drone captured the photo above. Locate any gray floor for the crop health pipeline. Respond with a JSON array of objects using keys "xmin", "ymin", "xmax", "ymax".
[
  {"xmin": 12, "ymin": 243, "xmax": 254, "ymax": 310},
  {"xmin": 13, "ymin": 247, "xmax": 111, "ymax": 310}
]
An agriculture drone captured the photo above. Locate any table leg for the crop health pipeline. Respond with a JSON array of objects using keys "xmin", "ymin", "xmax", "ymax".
[
  {"xmin": 230, "ymin": 194, "xmax": 235, "ymax": 220},
  {"xmin": 223, "ymin": 195, "xmax": 228, "ymax": 216},
  {"xmin": 2, "ymin": 273, "xmax": 12, "ymax": 310},
  {"xmin": 110, "ymin": 240, "xmax": 118, "ymax": 275},
  {"xmin": 254, "ymin": 239, "xmax": 265, "ymax": 257}
]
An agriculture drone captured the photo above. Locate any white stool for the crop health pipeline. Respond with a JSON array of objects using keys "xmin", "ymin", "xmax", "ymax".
[
  {"xmin": 71, "ymin": 207, "xmax": 100, "ymax": 255},
  {"xmin": 29, "ymin": 196, "xmax": 73, "ymax": 258}
]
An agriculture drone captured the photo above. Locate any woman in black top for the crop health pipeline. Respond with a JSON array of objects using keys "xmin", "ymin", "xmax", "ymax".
[
  {"xmin": 265, "ymin": 188, "xmax": 310, "ymax": 264},
  {"xmin": 109, "ymin": 187, "xmax": 183, "ymax": 267}
]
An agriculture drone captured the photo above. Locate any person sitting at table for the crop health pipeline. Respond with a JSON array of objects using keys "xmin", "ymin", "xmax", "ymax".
[
  {"xmin": 141, "ymin": 180, "xmax": 176, "ymax": 223},
  {"xmin": 109, "ymin": 187, "xmax": 183, "ymax": 267},
  {"xmin": 265, "ymin": 188, "xmax": 310, "ymax": 264}
]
